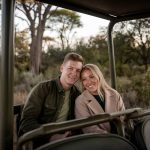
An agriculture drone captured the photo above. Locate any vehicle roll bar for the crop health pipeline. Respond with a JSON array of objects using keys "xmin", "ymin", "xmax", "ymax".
[{"xmin": 17, "ymin": 108, "xmax": 150, "ymax": 150}]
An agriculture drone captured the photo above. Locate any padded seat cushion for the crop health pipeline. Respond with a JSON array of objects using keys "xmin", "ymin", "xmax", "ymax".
[{"xmin": 36, "ymin": 133, "xmax": 137, "ymax": 150}]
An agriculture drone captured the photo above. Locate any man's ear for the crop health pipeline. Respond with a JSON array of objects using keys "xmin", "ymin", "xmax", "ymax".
[{"xmin": 60, "ymin": 64, "xmax": 63, "ymax": 73}]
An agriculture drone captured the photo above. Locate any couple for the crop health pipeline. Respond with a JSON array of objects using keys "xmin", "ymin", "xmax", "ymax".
[{"xmin": 18, "ymin": 52, "xmax": 125, "ymax": 147}]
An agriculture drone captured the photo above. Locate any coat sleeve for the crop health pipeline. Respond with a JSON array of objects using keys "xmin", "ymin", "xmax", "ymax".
[
  {"xmin": 18, "ymin": 82, "xmax": 48, "ymax": 136},
  {"xmin": 117, "ymin": 94, "xmax": 125, "ymax": 111},
  {"xmin": 116, "ymin": 93, "xmax": 126, "ymax": 126},
  {"xmin": 75, "ymin": 96, "xmax": 108, "ymax": 134}
]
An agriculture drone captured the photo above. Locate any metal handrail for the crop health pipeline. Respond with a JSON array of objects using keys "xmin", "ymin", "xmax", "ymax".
[{"xmin": 16, "ymin": 107, "xmax": 150, "ymax": 150}]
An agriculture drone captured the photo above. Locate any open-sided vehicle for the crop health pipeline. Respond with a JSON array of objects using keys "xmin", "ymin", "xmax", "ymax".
[{"xmin": 1, "ymin": 0, "xmax": 150, "ymax": 149}]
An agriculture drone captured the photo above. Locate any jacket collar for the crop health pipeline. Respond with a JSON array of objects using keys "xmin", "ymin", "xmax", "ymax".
[
  {"xmin": 82, "ymin": 90, "xmax": 104, "ymax": 114},
  {"xmin": 55, "ymin": 77, "xmax": 76, "ymax": 93},
  {"xmin": 55, "ymin": 77, "xmax": 65, "ymax": 93},
  {"xmin": 82, "ymin": 89, "xmax": 116, "ymax": 114}
]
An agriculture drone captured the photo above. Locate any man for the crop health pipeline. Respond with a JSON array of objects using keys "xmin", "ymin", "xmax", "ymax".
[{"xmin": 18, "ymin": 52, "xmax": 84, "ymax": 147}]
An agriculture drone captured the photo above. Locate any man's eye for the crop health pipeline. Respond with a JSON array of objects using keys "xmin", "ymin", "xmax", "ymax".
[
  {"xmin": 82, "ymin": 78, "xmax": 86, "ymax": 81},
  {"xmin": 68, "ymin": 68, "xmax": 73, "ymax": 70}
]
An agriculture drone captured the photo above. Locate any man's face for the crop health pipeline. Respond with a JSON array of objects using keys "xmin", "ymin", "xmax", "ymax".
[{"xmin": 60, "ymin": 60, "xmax": 83, "ymax": 89}]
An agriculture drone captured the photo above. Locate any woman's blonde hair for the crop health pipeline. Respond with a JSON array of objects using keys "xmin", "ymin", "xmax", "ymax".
[{"xmin": 80, "ymin": 64, "xmax": 112, "ymax": 98}]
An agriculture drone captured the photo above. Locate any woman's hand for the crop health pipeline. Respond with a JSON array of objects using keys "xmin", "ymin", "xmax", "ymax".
[{"xmin": 50, "ymin": 131, "xmax": 71, "ymax": 142}]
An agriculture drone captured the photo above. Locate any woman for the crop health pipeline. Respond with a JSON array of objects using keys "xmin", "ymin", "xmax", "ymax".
[{"xmin": 75, "ymin": 64, "xmax": 125, "ymax": 134}]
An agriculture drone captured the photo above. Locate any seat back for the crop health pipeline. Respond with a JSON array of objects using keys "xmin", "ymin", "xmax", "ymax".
[
  {"xmin": 133, "ymin": 117, "xmax": 150, "ymax": 150},
  {"xmin": 36, "ymin": 133, "xmax": 137, "ymax": 150},
  {"xmin": 14, "ymin": 104, "xmax": 24, "ymax": 137}
]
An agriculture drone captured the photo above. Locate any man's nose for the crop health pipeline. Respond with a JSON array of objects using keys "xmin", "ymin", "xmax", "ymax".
[{"xmin": 71, "ymin": 69, "xmax": 78, "ymax": 76}]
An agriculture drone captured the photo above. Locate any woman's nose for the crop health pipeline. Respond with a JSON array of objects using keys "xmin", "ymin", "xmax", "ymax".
[{"xmin": 85, "ymin": 79, "xmax": 91, "ymax": 85}]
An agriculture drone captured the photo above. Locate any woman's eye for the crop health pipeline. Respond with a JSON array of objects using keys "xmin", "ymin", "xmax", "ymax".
[
  {"xmin": 82, "ymin": 78, "xmax": 86, "ymax": 81},
  {"xmin": 90, "ymin": 75, "xmax": 94, "ymax": 78}
]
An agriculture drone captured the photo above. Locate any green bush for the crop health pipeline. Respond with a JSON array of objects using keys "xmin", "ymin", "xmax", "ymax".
[
  {"xmin": 44, "ymin": 66, "xmax": 60, "ymax": 80},
  {"xmin": 116, "ymin": 63, "xmax": 132, "ymax": 77},
  {"xmin": 117, "ymin": 76, "xmax": 132, "ymax": 92},
  {"xmin": 131, "ymin": 73, "xmax": 150, "ymax": 107}
]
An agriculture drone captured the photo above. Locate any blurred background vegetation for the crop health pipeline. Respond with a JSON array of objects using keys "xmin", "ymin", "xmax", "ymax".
[{"xmin": 14, "ymin": 1, "xmax": 150, "ymax": 109}]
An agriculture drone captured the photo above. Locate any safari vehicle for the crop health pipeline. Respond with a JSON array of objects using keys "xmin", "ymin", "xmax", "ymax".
[{"xmin": 0, "ymin": 0, "xmax": 150, "ymax": 150}]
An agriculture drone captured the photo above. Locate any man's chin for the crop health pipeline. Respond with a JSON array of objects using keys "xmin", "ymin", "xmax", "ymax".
[{"xmin": 68, "ymin": 80, "xmax": 77, "ymax": 86}]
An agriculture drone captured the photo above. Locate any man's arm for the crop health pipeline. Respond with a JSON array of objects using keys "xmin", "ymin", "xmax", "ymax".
[{"xmin": 18, "ymin": 82, "xmax": 48, "ymax": 136}]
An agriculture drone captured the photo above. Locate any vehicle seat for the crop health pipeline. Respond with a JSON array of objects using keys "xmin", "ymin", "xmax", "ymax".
[
  {"xmin": 133, "ymin": 117, "xmax": 150, "ymax": 150},
  {"xmin": 35, "ymin": 133, "xmax": 138, "ymax": 150},
  {"xmin": 14, "ymin": 104, "xmax": 24, "ymax": 137}
]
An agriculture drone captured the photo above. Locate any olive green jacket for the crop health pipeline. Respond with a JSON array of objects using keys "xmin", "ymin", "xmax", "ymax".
[{"xmin": 19, "ymin": 77, "xmax": 80, "ymax": 136}]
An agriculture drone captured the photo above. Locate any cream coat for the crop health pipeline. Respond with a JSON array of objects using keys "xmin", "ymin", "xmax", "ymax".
[{"xmin": 75, "ymin": 89, "xmax": 125, "ymax": 134}]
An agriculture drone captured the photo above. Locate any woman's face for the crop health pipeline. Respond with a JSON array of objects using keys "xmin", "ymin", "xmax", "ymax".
[{"xmin": 81, "ymin": 68, "xmax": 99, "ymax": 95}]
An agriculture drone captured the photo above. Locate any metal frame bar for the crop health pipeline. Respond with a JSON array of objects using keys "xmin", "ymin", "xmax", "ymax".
[
  {"xmin": 39, "ymin": 0, "xmax": 150, "ymax": 22},
  {"xmin": 107, "ymin": 21, "xmax": 117, "ymax": 89},
  {"xmin": 0, "ymin": 0, "xmax": 15, "ymax": 149},
  {"xmin": 17, "ymin": 108, "xmax": 150, "ymax": 150},
  {"xmin": 0, "ymin": 0, "xmax": 150, "ymax": 149}
]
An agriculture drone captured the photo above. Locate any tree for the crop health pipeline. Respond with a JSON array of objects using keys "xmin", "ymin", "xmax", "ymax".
[
  {"xmin": 129, "ymin": 19, "xmax": 150, "ymax": 70},
  {"xmin": 48, "ymin": 9, "xmax": 82, "ymax": 50},
  {"xmin": 115, "ymin": 19, "xmax": 150, "ymax": 71},
  {"xmin": 15, "ymin": 29, "xmax": 30, "ymax": 71},
  {"xmin": 75, "ymin": 34, "xmax": 108, "ymax": 66},
  {"xmin": 16, "ymin": 2, "xmax": 82, "ymax": 75},
  {"xmin": 16, "ymin": 1, "xmax": 54, "ymax": 75}
]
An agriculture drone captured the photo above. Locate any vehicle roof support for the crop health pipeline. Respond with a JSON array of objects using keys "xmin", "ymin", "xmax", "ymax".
[
  {"xmin": 107, "ymin": 21, "xmax": 117, "ymax": 89},
  {"xmin": 0, "ymin": 0, "xmax": 15, "ymax": 149}
]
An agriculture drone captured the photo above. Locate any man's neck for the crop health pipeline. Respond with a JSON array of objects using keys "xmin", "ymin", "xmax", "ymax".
[
  {"xmin": 60, "ymin": 79, "xmax": 72, "ymax": 91},
  {"xmin": 63, "ymin": 85, "xmax": 71, "ymax": 91}
]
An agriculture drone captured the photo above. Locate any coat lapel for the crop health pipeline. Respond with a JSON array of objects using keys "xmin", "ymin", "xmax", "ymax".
[
  {"xmin": 104, "ymin": 89, "xmax": 117, "ymax": 113},
  {"xmin": 83, "ymin": 90, "xmax": 104, "ymax": 114},
  {"xmin": 83, "ymin": 90, "xmax": 111, "ymax": 131}
]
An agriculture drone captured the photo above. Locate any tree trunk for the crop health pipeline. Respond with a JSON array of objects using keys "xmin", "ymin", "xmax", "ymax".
[
  {"xmin": 30, "ymin": 26, "xmax": 43, "ymax": 75},
  {"xmin": 19, "ymin": 3, "xmax": 52, "ymax": 75}
]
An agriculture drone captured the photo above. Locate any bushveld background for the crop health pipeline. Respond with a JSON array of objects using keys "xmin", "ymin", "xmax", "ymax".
[
  {"xmin": 12, "ymin": 2, "xmax": 150, "ymax": 149},
  {"xmin": 14, "ymin": 2, "xmax": 150, "ymax": 109}
]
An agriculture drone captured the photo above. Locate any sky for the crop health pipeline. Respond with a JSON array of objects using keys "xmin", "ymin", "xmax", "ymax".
[
  {"xmin": 76, "ymin": 13, "xmax": 110, "ymax": 38},
  {"xmin": 14, "ymin": 9, "xmax": 110, "ymax": 42}
]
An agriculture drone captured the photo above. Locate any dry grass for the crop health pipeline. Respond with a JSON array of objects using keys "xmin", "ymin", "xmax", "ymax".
[{"xmin": 14, "ymin": 91, "xmax": 28, "ymax": 105}]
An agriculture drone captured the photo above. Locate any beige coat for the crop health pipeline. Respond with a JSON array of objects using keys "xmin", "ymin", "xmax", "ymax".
[{"xmin": 75, "ymin": 89, "xmax": 125, "ymax": 134}]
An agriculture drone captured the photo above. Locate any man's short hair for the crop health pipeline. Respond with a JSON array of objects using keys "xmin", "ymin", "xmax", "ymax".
[{"xmin": 63, "ymin": 52, "xmax": 84, "ymax": 64}]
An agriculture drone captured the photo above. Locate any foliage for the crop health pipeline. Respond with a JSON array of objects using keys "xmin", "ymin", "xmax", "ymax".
[
  {"xmin": 116, "ymin": 63, "xmax": 132, "ymax": 77},
  {"xmin": 75, "ymin": 35, "xmax": 109, "ymax": 67},
  {"xmin": 43, "ymin": 66, "xmax": 60, "ymax": 80},
  {"xmin": 15, "ymin": 30, "xmax": 30, "ymax": 71},
  {"xmin": 48, "ymin": 9, "xmax": 82, "ymax": 50},
  {"xmin": 41, "ymin": 47, "xmax": 68, "ymax": 72},
  {"xmin": 16, "ymin": 2, "xmax": 82, "ymax": 74},
  {"xmin": 114, "ymin": 19, "xmax": 150, "ymax": 71},
  {"xmin": 116, "ymin": 67, "xmax": 150, "ymax": 108},
  {"xmin": 131, "ymin": 72, "xmax": 150, "ymax": 107},
  {"xmin": 16, "ymin": 1, "xmax": 54, "ymax": 74},
  {"xmin": 14, "ymin": 11, "xmax": 150, "ymax": 108},
  {"xmin": 14, "ymin": 71, "xmax": 44, "ymax": 92}
]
